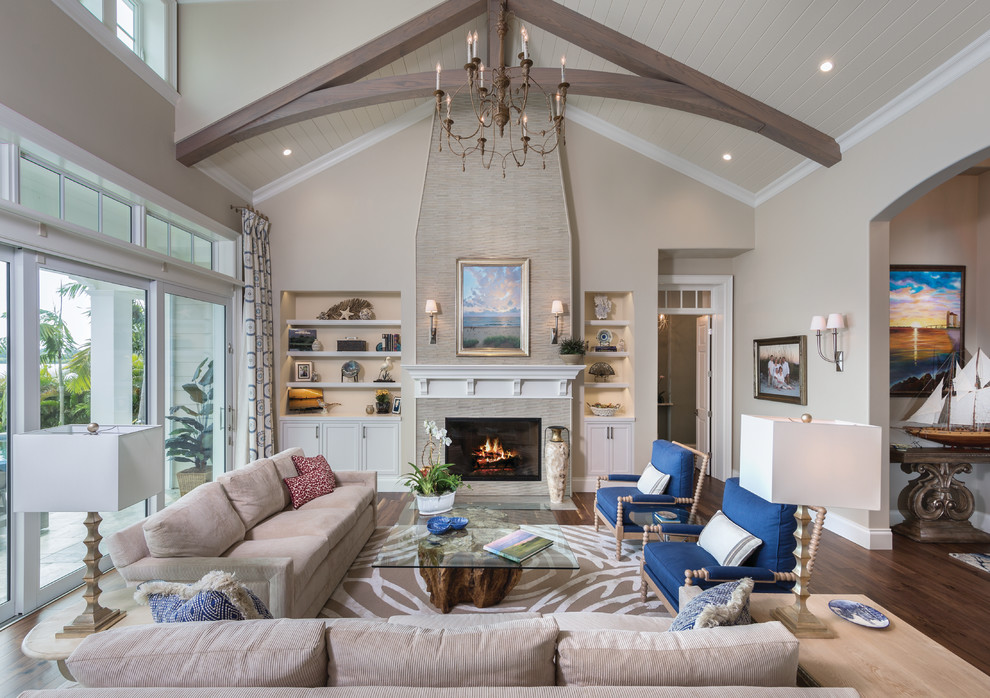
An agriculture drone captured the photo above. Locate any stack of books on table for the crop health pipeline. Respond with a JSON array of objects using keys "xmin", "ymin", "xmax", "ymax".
[{"xmin": 484, "ymin": 529, "xmax": 554, "ymax": 563}]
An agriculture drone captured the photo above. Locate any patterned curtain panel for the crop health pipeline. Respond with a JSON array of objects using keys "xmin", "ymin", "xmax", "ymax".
[{"xmin": 240, "ymin": 209, "xmax": 275, "ymax": 461}]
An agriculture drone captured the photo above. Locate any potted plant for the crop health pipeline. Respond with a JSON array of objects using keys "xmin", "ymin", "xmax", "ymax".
[
  {"xmin": 166, "ymin": 358, "xmax": 214, "ymax": 497},
  {"xmin": 559, "ymin": 336, "xmax": 586, "ymax": 364},
  {"xmin": 402, "ymin": 420, "xmax": 469, "ymax": 514},
  {"xmin": 375, "ymin": 388, "xmax": 392, "ymax": 414}
]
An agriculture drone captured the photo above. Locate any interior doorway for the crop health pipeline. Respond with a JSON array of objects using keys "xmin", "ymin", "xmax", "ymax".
[{"xmin": 657, "ymin": 276, "xmax": 732, "ymax": 481}]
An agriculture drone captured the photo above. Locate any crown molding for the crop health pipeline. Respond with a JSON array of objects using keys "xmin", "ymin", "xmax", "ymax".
[
  {"xmin": 253, "ymin": 101, "xmax": 435, "ymax": 204},
  {"xmin": 194, "ymin": 161, "xmax": 254, "ymax": 204},
  {"xmin": 565, "ymin": 107, "xmax": 757, "ymax": 208},
  {"xmin": 755, "ymin": 26, "xmax": 990, "ymax": 207}
]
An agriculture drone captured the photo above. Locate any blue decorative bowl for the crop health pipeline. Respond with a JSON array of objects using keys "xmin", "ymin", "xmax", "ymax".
[
  {"xmin": 426, "ymin": 516, "xmax": 452, "ymax": 534},
  {"xmin": 448, "ymin": 517, "xmax": 469, "ymax": 530}
]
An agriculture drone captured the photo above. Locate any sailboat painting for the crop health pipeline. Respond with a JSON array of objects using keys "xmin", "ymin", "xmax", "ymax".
[
  {"xmin": 890, "ymin": 266, "xmax": 964, "ymax": 396},
  {"xmin": 902, "ymin": 349, "xmax": 990, "ymax": 448}
]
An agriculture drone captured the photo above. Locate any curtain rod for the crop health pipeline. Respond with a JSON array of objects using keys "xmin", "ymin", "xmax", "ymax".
[{"xmin": 230, "ymin": 204, "xmax": 269, "ymax": 221}]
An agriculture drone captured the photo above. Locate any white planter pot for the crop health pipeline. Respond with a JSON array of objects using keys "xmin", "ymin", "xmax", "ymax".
[{"xmin": 416, "ymin": 491, "xmax": 456, "ymax": 515}]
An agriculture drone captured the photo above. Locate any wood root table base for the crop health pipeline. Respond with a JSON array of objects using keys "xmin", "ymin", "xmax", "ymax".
[
  {"xmin": 418, "ymin": 567, "xmax": 523, "ymax": 613},
  {"xmin": 892, "ymin": 518, "xmax": 990, "ymax": 543}
]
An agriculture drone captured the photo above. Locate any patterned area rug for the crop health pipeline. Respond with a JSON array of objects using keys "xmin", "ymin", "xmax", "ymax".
[
  {"xmin": 950, "ymin": 552, "xmax": 990, "ymax": 573},
  {"xmin": 321, "ymin": 525, "xmax": 671, "ymax": 619}
]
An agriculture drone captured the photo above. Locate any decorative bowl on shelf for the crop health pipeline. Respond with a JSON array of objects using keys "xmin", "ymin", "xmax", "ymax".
[{"xmin": 588, "ymin": 402, "xmax": 621, "ymax": 417}]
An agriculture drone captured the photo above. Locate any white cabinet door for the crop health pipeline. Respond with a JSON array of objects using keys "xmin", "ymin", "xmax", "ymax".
[
  {"xmin": 362, "ymin": 421, "xmax": 400, "ymax": 474},
  {"xmin": 280, "ymin": 421, "xmax": 322, "ymax": 456},
  {"xmin": 610, "ymin": 422, "xmax": 635, "ymax": 474},
  {"xmin": 322, "ymin": 422, "xmax": 361, "ymax": 471},
  {"xmin": 584, "ymin": 422, "xmax": 613, "ymax": 476}
]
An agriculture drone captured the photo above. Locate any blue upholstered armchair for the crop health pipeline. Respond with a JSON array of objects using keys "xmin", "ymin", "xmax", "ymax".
[
  {"xmin": 640, "ymin": 477, "xmax": 816, "ymax": 613},
  {"xmin": 594, "ymin": 440, "xmax": 708, "ymax": 560}
]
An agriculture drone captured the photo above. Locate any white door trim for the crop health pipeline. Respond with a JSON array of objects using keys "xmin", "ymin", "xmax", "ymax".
[{"xmin": 658, "ymin": 275, "xmax": 733, "ymax": 482}]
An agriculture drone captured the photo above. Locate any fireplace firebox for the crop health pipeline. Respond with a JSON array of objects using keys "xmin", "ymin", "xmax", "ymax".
[{"xmin": 444, "ymin": 417, "xmax": 541, "ymax": 482}]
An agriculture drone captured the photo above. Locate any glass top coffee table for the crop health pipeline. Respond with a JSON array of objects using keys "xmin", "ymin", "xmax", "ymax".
[{"xmin": 373, "ymin": 499, "xmax": 579, "ymax": 613}]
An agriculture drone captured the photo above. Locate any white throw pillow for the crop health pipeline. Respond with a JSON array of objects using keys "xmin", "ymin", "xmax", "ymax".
[
  {"xmin": 697, "ymin": 510, "xmax": 762, "ymax": 566},
  {"xmin": 636, "ymin": 463, "xmax": 671, "ymax": 495}
]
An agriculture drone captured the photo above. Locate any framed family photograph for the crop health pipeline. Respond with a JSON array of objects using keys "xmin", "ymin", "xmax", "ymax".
[
  {"xmin": 456, "ymin": 258, "xmax": 530, "ymax": 356},
  {"xmin": 889, "ymin": 265, "xmax": 964, "ymax": 397},
  {"xmin": 753, "ymin": 336, "xmax": 807, "ymax": 404},
  {"xmin": 294, "ymin": 360, "xmax": 313, "ymax": 382},
  {"xmin": 392, "ymin": 396, "xmax": 401, "ymax": 414}
]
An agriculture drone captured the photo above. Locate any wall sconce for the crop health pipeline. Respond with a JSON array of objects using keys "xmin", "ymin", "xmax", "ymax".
[
  {"xmin": 551, "ymin": 300, "xmax": 564, "ymax": 344},
  {"xmin": 810, "ymin": 313, "xmax": 845, "ymax": 372},
  {"xmin": 425, "ymin": 299, "xmax": 438, "ymax": 344}
]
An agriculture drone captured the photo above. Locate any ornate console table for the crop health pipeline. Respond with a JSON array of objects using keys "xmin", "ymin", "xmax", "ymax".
[{"xmin": 891, "ymin": 447, "xmax": 990, "ymax": 543}]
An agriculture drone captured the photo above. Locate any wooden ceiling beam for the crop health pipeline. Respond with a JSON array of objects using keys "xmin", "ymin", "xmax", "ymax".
[
  {"xmin": 176, "ymin": 0, "xmax": 486, "ymax": 166},
  {"xmin": 229, "ymin": 69, "xmax": 763, "ymax": 143},
  {"xmin": 510, "ymin": 0, "xmax": 841, "ymax": 167}
]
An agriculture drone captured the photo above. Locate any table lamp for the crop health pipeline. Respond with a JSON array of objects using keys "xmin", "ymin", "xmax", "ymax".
[
  {"xmin": 13, "ymin": 423, "xmax": 163, "ymax": 638},
  {"xmin": 740, "ymin": 414, "xmax": 881, "ymax": 638}
]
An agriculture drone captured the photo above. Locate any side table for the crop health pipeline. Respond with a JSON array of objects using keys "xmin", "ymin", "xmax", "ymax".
[
  {"xmin": 21, "ymin": 586, "xmax": 151, "ymax": 681},
  {"xmin": 750, "ymin": 593, "xmax": 990, "ymax": 697}
]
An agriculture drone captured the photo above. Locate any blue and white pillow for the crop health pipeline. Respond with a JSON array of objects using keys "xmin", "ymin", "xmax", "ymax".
[
  {"xmin": 136, "ymin": 570, "xmax": 273, "ymax": 623},
  {"xmin": 668, "ymin": 577, "xmax": 754, "ymax": 631}
]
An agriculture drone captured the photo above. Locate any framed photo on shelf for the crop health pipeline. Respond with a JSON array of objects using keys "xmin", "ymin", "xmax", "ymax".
[
  {"xmin": 456, "ymin": 258, "xmax": 529, "ymax": 357},
  {"xmin": 294, "ymin": 361, "xmax": 313, "ymax": 382},
  {"xmin": 889, "ymin": 265, "xmax": 964, "ymax": 396},
  {"xmin": 392, "ymin": 396, "xmax": 401, "ymax": 414},
  {"xmin": 753, "ymin": 336, "xmax": 807, "ymax": 405}
]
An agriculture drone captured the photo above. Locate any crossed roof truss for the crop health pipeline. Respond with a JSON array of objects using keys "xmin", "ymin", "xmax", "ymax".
[{"xmin": 176, "ymin": 0, "xmax": 841, "ymax": 170}]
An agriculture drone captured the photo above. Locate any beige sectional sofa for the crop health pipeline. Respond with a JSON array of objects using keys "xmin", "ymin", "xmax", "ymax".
[
  {"xmin": 105, "ymin": 447, "xmax": 376, "ymax": 618},
  {"xmin": 19, "ymin": 613, "xmax": 858, "ymax": 697}
]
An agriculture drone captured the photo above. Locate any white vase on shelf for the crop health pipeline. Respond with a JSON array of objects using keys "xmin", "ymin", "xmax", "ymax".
[{"xmin": 311, "ymin": 339, "xmax": 324, "ymax": 351}]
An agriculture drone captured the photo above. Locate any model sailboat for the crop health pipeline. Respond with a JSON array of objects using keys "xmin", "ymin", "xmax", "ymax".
[{"xmin": 903, "ymin": 349, "xmax": 990, "ymax": 448}]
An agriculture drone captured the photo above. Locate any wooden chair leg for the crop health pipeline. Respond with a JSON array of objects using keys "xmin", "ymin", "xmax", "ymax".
[
  {"xmin": 594, "ymin": 511, "xmax": 600, "ymax": 532},
  {"xmin": 640, "ymin": 561, "xmax": 648, "ymax": 602}
]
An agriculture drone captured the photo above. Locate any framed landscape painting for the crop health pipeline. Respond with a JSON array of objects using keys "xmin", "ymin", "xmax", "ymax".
[
  {"xmin": 889, "ymin": 265, "xmax": 964, "ymax": 397},
  {"xmin": 753, "ymin": 336, "xmax": 807, "ymax": 405},
  {"xmin": 456, "ymin": 258, "xmax": 529, "ymax": 356}
]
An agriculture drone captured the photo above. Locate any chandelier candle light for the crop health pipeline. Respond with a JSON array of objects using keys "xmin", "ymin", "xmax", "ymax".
[{"xmin": 434, "ymin": 0, "xmax": 567, "ymax": 175}]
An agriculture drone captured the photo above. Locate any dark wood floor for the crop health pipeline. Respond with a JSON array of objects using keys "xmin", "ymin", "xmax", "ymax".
[{"xmin": 3, "ymin": 484, "xmax": 990, "ymax": 696}]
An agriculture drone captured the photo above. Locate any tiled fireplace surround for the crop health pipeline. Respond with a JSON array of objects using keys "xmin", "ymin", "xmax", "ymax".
[{"xmin": 413, "ymin": 105, "xmax": 575, "ymax": 498}]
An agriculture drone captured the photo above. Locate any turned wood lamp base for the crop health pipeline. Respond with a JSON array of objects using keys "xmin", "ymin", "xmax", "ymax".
[
  {"xmin": 55, "ymin": 512, "xmax": 126, "ymax": 639},
  {"xmin": 775, "ymin": 504, "xmax": 834, "ymax": 639}
]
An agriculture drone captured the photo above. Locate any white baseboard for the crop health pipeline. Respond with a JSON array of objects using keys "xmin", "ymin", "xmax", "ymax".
[
  {"xmin": 572, "ymin": 477, "xmax": 601, "ymax": 492},
  {"xmin": 825, "ymin": 511, "xmax": 893, "ymax": 551}
]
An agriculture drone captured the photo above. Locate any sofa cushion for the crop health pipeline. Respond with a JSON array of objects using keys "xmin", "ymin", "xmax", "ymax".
[
  {"xmin": 326, "ymin": 617, "xmax": 558, "ymax": 687},
  {"xmin": 292, "ymin": 453, "xmax": 336, "ymax": 482},
  {"xmin": 556, "ymin": 621, "xmax": 799, "ymax": 687},
  {"xmin": 296, "ymin": 482, "xmax": 375, "ymax": 513},
  {"xmin": 386, "ymin": 612, "xmax": 541, "ymax": 629},
  {"xmin": 285, "ymin": 469, "xmax": 336, "ymax": 509},
  {"xmin": 669, "ymin": 578, "xmax": 754, "ymax": 631},
  {"xmin": 547, "ymin": 612, "xmax": 674, "ymax": 632},
  {"xmin": 637, "ymin": 463, "xmax": 671, "ymax": 495},
  {"xmin": 225, "ymin": 535, "xmax": 330, "ymax": 590},
  {"xmin": 65, "ymin": 619, "xmax": 327, "ymax": 688},
  {"xmin": 246, "ymin": 508, "xmax": 357, "ymax": 551},
  {"xmin": 143, "ymin": 482, "xmax": 246, "ymax": 558},
  {"xmin": 271, "ymin": 447, "xmax": 306, "ymax": 481},
  {"xmin": 218, "ymin": 460, "xmax": 286, "ymax": 529}
]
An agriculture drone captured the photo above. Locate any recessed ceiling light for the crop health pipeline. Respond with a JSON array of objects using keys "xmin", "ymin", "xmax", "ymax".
[
  {"xmin": 722, "ymin": 153, "xmax": 732, "ymax": 161},
  {"xmin": 819, "ymin": 60, "xmax": 834, "ymax": 72},
  {"xmin": 282, "ymin": 148, "xmax": 292, "ymax": 156}
]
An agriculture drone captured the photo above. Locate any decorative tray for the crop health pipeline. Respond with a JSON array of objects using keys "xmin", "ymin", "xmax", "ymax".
[{"xmin": 827, "ymin": 599, "xmax": 890, "ymax": 628}]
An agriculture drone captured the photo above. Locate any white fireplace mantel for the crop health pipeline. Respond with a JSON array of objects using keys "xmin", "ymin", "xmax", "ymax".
[{"xmin": 405, "ymin": 365, "xmax": 583, "ymax": 399}]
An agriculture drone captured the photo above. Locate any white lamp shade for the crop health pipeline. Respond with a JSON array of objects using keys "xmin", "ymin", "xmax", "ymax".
[
  {"xmin": 551, "ymin": 300, "xmax": 564, "ymax": 315},
  {"xmin": 12, "ymin": 424, "xmax": 164, "ymax": 513},
  {"xmin": 739, "ymin": 414, "xmax": 881, "ymax": 510},
  {"xmin": 826, "ymin": 313, "xmax": 845, "ymax": 330},
  {"xmin": 424, "ymin": 299, "xmax": 438, "ymax": 315},
  {"xmin": 809, "ymin": 315, "xmax": 827, "ymax": 331}
]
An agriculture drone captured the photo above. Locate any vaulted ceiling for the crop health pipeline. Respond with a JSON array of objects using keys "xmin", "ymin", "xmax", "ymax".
[{"xmin": 178, "ymin": 0, "xmax": 990, "ymax": 204}]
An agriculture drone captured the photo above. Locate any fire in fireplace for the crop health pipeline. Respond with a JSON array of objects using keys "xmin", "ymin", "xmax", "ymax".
[{"xmin": 444, "ymin": 417, "xmax": 541, "ymax": 482}]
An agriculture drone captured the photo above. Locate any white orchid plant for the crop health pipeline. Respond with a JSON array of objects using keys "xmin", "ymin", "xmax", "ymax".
[{"xmin": 401, "ymin": 420, "xmax": 467, "ymax": 496}]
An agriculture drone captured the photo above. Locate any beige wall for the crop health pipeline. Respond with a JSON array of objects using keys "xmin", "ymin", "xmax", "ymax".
[
  {"xmin": 176, "ymin": 0, "xmax": 439, "ymax": 138},
  {"xmin": 0, "ymin": 1, "xmax": 241, "ymax": 228},
  {"xmin": 736, "ymin": 57, "xmax": 990, "ymax": 547}
]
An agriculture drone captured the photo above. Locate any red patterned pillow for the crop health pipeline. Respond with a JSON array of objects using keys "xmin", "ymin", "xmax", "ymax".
[
  {"xmin": 284, "ymin": 469, "xmax": 334, "ymax": 509},
  {"xmin": 291, "ymin": 454, "xmax": 336, "ymax": 491}
]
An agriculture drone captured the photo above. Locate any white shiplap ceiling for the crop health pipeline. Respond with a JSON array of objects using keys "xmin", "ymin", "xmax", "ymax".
[{"xmin": 190, "ymin": 1, "xmax": 990, "ymax": 205}]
